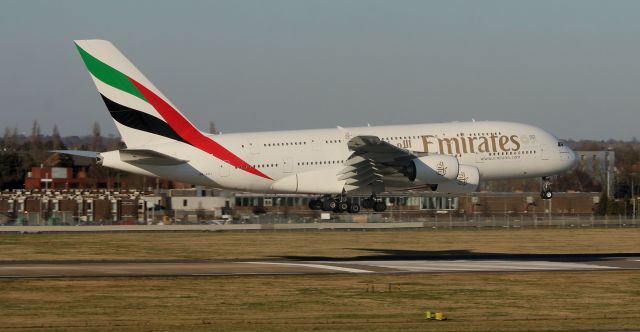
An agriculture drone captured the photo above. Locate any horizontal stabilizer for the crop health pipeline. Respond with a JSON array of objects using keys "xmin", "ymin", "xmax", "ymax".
[
  {"xmin": 50, "ymin": 150, "xmax": 99, "ymax": 159},
  {"xmin": 119, "ymin": 149, "xmax": 188, "ymax": 166}
]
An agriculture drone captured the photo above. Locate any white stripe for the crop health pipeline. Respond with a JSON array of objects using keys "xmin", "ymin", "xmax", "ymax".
[
  {"xmin": 91, "ymin": 73, "xmax": 160, "ymax": 117},
  {"xmin": 239, "ymin": 262, "xmax": 372, "ymax": 274},
  {"xmin": 335, "ymin": 260, "xmax": 616, "ymax": 272},
  {"xmin": 90, "ymin": 73, "xmax": 178, "ymax": 146},
  {"xmin": 191, "ymin": 272, "xmax": 304, "ymax": 276}
]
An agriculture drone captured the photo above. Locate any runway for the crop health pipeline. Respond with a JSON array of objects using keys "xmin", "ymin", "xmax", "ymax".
[{"xmin": 1, "ymin": 254, "xmax": 639, "ymax": 278}]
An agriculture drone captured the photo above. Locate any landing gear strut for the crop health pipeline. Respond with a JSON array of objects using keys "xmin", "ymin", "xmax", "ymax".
[{"xmin": 540, "ymin": 176, "xmax": 553, "ymax": 199}]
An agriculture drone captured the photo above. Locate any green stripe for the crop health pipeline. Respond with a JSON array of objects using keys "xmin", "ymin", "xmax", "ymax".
[{"xmin": 75, "ymin": 43, "xmax": 146, "ymax": 101}]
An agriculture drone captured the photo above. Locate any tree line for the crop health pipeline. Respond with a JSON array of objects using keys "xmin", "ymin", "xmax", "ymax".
[{"xmin": 0, "ymin": 120, "xmax": 121, "ymax": 189}]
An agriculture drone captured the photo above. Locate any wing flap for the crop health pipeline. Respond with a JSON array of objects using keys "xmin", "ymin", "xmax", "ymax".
[{"xmin": 340, "ymin": 135, "xmax": 422, "ymax": 192}]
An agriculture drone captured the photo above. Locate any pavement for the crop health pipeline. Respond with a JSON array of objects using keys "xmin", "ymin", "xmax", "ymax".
[{"xmin": 1, "ymin": 254, "xmax": 639, "ymax": 278}]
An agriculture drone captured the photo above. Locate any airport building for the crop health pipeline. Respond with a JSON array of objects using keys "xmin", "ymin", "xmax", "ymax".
[
  {"xmin": 0, "ymin": 187, "xmax": 604, "ymax": 225},
  {"xmin": 24, "ymin": 166, "xmax": 96, "ymax": 190}
]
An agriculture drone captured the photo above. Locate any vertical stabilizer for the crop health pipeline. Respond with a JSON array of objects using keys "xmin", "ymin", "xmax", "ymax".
[
  {"xmin": 74, "ymin": 39, "xmax": 272, "ymax": 180},
  {"xmin": 75, "ymin": 39, "xmax": 197, "ymax": 147}
]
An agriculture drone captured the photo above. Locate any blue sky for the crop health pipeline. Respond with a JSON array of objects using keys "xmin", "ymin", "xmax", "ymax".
[{"xmin": 1, "ymin": 0, "xmax": 639, "ymax": 140}]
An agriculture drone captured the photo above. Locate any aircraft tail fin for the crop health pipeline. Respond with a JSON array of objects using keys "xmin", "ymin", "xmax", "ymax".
[
  {"xmin": 74, "ymin": 39, "xmax": 199, "ymax": 148},
  {"xmin": 74, "ymin": 39, "xmax": 273, "ymax": 180}
]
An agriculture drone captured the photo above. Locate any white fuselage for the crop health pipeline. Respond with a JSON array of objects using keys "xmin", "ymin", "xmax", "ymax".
[{"xmin": 99, "ymin": 120, "xmax": 576, "ymax": 194}]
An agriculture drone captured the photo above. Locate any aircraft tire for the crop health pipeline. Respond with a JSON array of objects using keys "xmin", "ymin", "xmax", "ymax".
[
  {"xmin": 308, "ymin": 199, "xmax": 322, "ymax": 210},
  {"xmin": 373, "ymin": 201, "xmax": 387, "ymax": 212},
  {"xmin": 349, "ymin": 203, "xmax": 361, "ymax": 214},
  {"xmin": 362, "ymin": 198, "xmax": 375, "ymax": 209},
  {"xmin": 336, "ymin": 201, "xmax": 350, "ymax": 213},
  {"xmin": 322, "ymin": 198, "xmax": 338, "ymax": 211}
]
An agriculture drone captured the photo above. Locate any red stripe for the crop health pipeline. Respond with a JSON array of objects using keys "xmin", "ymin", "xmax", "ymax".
[{"xmin": 128, "ymin": 77, "xmax": 272, "ymax": 180}]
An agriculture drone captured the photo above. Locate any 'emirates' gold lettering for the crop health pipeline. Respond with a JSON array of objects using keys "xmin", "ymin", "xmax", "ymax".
[{"xmin": 421, "ymin": 134, "xmax": 521, "ymax": 155}]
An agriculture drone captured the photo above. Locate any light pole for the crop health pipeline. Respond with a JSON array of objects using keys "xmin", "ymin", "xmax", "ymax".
[{"xmin": 632, "ymin": 174, "xmax": 636, "ymax": 221}]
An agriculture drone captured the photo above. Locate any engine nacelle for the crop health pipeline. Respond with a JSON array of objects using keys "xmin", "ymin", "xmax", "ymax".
[
  {"xmin": 406, "ymin": 155, "xmax": 459, "ymax": 183},
  {"xmin": 434, "ymin": 165, "xmax": 480, "ymax": 194}
]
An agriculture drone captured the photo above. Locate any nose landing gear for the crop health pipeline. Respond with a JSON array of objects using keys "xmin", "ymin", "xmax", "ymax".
[{"xmin": 540, "ymin": 176, "xmax": 553, "ymax": 199}]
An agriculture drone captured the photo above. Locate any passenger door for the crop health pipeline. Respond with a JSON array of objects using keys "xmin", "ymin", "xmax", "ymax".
[
  {"xmin": 247, "ymin": 139, "xmax": 260, "ymax": 155},
  {"xmin": 540, "ymin": 145, "xmax": 550, "ymax": 160},
  {"xmin": 309, "ymin": 136, "xmax": 320, "ymax": 151},
  {"xmin": 282, "ymin": 157, "xmax": 293, "ymax": 173}
]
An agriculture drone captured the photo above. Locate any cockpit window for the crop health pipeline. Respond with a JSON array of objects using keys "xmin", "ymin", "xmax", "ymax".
[{"xmin": 557, "ymin": 141, "xmax": 565, "ymax": 147}]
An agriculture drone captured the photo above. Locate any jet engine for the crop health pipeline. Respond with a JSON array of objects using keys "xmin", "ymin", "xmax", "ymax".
[
  {"xmin": 433, "ymin": 165, "xmax": 480, "ymax": 194},
  {"xmin": 405, "ymin": 155, "xmax": 459, "ymax": 183}
]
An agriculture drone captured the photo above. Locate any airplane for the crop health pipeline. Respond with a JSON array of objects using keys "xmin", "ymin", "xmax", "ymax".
[{"xmin": 56, "ymin": 39, "xmax": 577, "ymax": 213}]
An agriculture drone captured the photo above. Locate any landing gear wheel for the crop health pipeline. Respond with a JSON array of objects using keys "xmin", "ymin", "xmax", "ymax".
[
  {"xmin": 322, "ymin": 198, "xmax": 337, "ymax": 211},
  {"xmin": 349, "ymin": 203, "xmax": 361, "ymax": 214},
  {"xmin": 336, "ymin": 201, "xmax": 350, "ymax": 213},
  {"xmin": 308, "ymin": 199, "xmax": 322, "ymax": 210},
  {"xmin": 362, "ymin": 198, "xmax": 375, "ymax": 209},
  {"xmin": 373, "ymin": 201, "xmax": 387, "ymax": 212},
  {"xmin": 541, "ymin": 176, "xmax": 553, "ymax": 200}
]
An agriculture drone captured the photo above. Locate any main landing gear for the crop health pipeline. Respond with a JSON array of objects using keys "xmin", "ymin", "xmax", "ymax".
[
  {"xmin": 362, "ymin": 194, "xmax": 387, "ymax": 212},
  {"xmin": 308, "ymin": 196, "xmax": 361, "ymax": 213},
  {"xmin": 540, "ymin": 176, "xmax": 553, "ymax": 200},
  {"xmin": 308, "ymin": 194, "xmax": 387, "ymax": 213}
]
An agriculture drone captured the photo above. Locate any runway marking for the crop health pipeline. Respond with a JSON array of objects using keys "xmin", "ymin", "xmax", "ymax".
[
  {"xmin": 191, "ymin": 272, "xmax": 305, "ymax": 276},
  {"xmin": 0, "ymin": 258, "xmax": 631, "ymax": 279},
  {"xmin": 329, "ymin": 260, "xmax": 618, "ymax": 272},
  {"xmin": 240, "ymin": 262, "xmax": 373, "ymax": 274}
]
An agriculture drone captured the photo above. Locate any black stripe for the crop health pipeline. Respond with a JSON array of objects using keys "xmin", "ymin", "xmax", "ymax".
[{"xmin": 100, "ymin": 94, "xmax": 187, "ymax": 144}]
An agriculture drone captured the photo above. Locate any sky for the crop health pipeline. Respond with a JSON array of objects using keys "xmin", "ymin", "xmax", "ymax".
[{"xmin": 1, "ymin": 0, "xmax": 639, "ymax": 140}]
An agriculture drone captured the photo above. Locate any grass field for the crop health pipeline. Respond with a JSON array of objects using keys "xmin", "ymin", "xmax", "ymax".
[
  {"xmin": 1, "ymin": 228, "xmax": 639, "ymax": 261},
  {"xmin": 1, "ymin": 228, "xmax": 639, "ymax": 331}
]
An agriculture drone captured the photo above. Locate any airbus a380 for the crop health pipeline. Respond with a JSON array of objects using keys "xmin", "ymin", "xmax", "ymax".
[{"xmin": 57, "ymin": 39, "xmax": 577, "ymax": 213}]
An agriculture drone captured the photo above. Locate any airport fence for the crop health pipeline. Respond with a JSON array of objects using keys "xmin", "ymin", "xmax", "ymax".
[
  {"xmin": 240, "ymin": 211, "xmax": 640, "ymax": 229},
  {"xmin": 2, "ymin": 209, "xmax": 639, "ymax": 230}
]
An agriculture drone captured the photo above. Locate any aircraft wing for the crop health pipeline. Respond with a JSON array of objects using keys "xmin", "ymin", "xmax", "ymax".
[
  {"xmin": 340, "ymin": 135, "xmax": 419, "ymax": 192},
  {"xmin": 119, "ymin": 149, "xmax": 188, "ymax": 166}
]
